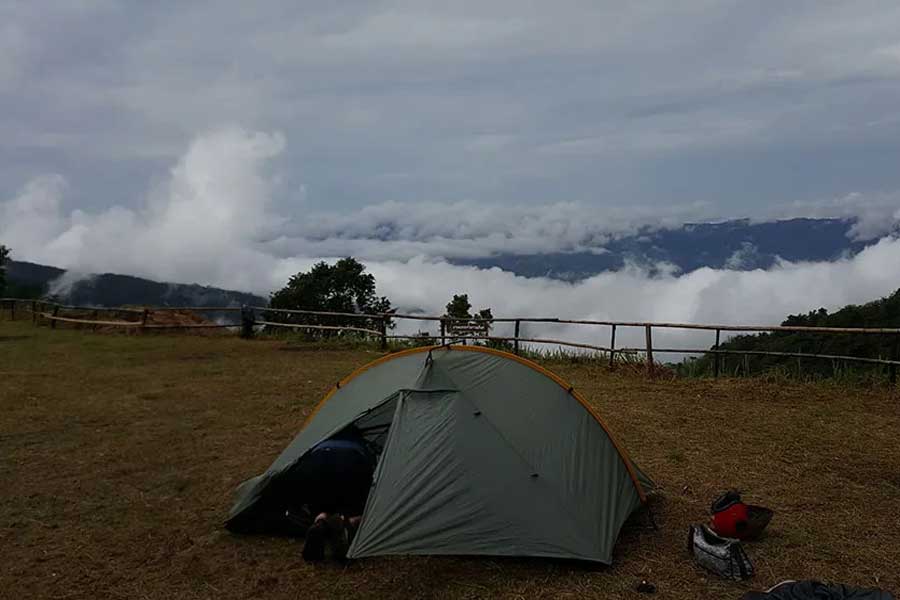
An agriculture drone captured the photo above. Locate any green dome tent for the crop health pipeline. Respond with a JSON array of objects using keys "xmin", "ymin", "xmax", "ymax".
[{"xmin": 226, "ymin": 345, "xmax": 653, "ymax": 564}]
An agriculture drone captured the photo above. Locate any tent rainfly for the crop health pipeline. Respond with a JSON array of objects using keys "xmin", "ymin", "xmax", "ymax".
[{"xmin": 226, "ymin": 345, "xmax": 654, "ymax": 564}]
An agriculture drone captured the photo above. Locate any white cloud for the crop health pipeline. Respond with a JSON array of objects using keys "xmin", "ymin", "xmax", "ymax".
[
  {"xmin": 1, "ymin": 128, "xmax": 285, "ymax": 292},
  {"xmin": 770, "ymin": 191, "xmax": 900, "ymax": 240},
  {"xmin": 724, "ymin": 242, "xmax": 760, "ymax": 270},
  {"xmin": 0, "ymin": 174, "xmax": 68, "ymax": 251},
  {"xmin": 350, "ymin": 238, "xmax": 900, "ymax": 353},
  {"xmin": 265, "ymin": 199, "xmax": 719, "ymax": 260}
]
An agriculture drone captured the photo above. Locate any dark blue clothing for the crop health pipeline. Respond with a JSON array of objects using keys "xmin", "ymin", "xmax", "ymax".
[
  {"xmin": 741, "ymin": 581, "xmax": 894, "ymax": 600},
  {"xmin": 292, "ymin": 436, "xmax": 375, "ymax": 515},
  {"xmin": 312, "ymin": 439, "xmax": 372, "ymax": 455}
]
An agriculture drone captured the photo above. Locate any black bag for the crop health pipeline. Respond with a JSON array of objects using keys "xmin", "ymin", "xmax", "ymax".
[
  {"xmin": 711, "ymin": 490, "xmax": 744, "ymax": 513},
  {"xmin": 741, "ymin": 580, "xmax": 895, "ymax": 600}
]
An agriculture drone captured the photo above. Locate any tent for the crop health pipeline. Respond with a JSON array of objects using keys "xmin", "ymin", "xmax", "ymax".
[{"xmin": 225, "ymin": 345, "xmax": 653, "ymax": 564}]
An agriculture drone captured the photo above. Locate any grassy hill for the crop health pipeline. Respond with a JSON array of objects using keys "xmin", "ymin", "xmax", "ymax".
[
  {"xmin": 678, "ymin": 289, "xmax": 900, "ymax": 379},
  {"xmin": 2, "ymin": 316, "xmax": 899, "ymax": 599}
]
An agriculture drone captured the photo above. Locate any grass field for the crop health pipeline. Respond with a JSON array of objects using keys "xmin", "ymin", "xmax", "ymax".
[{"xmin": 2, "ymin": 318, "xmax": 899, "ymax": 599}]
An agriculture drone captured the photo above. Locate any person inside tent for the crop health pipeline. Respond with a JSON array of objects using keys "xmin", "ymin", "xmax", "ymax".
[{"xmin": 284, "ymin": 425, "xmax": 377, "ymax": 562}]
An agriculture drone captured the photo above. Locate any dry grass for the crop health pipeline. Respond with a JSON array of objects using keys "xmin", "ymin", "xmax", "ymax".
[{"xmin": 2, "ymin": 317, "xmax": 899, "ymax": 600}]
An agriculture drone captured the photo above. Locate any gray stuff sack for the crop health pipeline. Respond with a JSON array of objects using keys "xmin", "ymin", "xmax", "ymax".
[{"xmin": 688, "ymin": 524, "xmax": 754, "ymax": 581}]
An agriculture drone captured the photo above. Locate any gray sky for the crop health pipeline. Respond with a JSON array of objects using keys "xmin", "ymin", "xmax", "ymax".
[
  {"xmin": 5, "ymin": 1, "xmax": 900, "ymax": 219},
  {"xmin": 4, "ymin": 1, "xmax": 900, "ymax": 341}
]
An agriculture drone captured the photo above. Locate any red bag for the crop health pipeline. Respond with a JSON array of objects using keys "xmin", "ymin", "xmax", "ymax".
[
  {"xmin": 710, "ymin": 490, "xmax": 775, "ymax": 540},
  {"xmin": 711, "ymin": 502, "xmax": 749, "ymax": 538},
  {"xmin": 710, "ymin": 490, "xmax": 749, "ymax": 539}
]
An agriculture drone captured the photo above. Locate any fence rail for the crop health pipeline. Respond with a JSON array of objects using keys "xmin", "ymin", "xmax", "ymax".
[
  {"xmin": 39, "ymin": 313, "xmax": 144, "ymax": 328},
  {"xmin": 2, "ymin": 297, "xmax": 898, "ymax": 382}
]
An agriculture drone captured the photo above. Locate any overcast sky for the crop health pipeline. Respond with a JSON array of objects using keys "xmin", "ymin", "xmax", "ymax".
[
  {"xmin": 5, "ymin": 1, "xmax": 900, "ymax": 219},
  {"xmin": 4, "ymin": 2, "xmax": 900, "ymax": 342}
]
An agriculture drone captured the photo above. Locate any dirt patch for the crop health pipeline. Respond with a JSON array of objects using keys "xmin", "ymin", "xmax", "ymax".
[
  {"xmin": 25, "ymin": 306, "xmax": 222, "ymax": 333},
  {"xmin": 146, "ymin": 309, "xmax": 214, "ymax": 327}
]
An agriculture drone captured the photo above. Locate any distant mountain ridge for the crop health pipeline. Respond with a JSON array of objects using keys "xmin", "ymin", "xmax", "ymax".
[
  {"xmin": 5, "ymin": 260, "xmax": 266, "ymax": 308},
  {"xmin": 453, "ymin": 218, "xmax": 876, "ymax": 280}
]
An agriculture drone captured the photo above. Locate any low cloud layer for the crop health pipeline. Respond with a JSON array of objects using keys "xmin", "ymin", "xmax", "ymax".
[
  {"xmin": 3, "ymin": 128, "xmax": 899, "ymax": 355},
  {"xmin": 768, "ymin": 192, "xmax": 900, "ymax": 241}
]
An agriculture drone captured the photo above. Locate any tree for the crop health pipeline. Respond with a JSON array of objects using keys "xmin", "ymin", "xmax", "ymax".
[
  {"xmin": 476, "ymin": 308, "xmax": 494, "ymax": 322},
  {"xmin": 444, "ymin": 294, "xmax": 474, "ymax": 321},
  {"xmin": 444, "ymin": 294, "xmax": 494, "ymax": 326},
  {"xmin": 0, "ymin": 245, "xmax": 9, "ymax": 297},
  {"xmin": 674, "ymin": 288, "xmax": 900, "ymax": 380},
  {"xmin": 442, "ymin": 294, "xmax": 504, "ymax": 347},
  {"xmin": 268, "ymin": 257, "xmax": 393, "ymax": 336}
]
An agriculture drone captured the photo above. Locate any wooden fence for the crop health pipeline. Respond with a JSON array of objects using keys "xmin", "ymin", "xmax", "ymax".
[{"xmin": 2, "ymin": 297, "xmax": 899, "ymax": 382}]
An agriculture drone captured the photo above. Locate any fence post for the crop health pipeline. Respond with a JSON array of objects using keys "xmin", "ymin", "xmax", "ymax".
[
  {"xmin": 645, "ymin": 325, "xmax": 654, "ymax": 377},
  {"xmin": 379, "ymin": 316, "xmax": 388, "ymax": 351},
  {"xmin": 50, "ymin": 305, "xmax": 60, "ymax": 329},
  {"xmin": 609, "ymin": 324, "xmax": 617, "ymax": 368},
  {"xmin": 9, "ymin": 300, "xmax": 15, "ymax": 321},
  {"xmin": 891, "ymin": 334, "xmax": 899, "ymax": 386},
  {"xmin": 714, "ymin": 328, "xmax": 721, "ymax": 378},
  {"xmin": 32, "ymin": 301, "xmax": 37, "ymax": 325},
  {"xmin": 92, "ymin": 310, "xmax": 99, "ymax": 331},
  {"xmin": 440, "ymin": 319, "xmax": 446, "ymax": 346},
  {"xmin": 240, "ymin": 306, "xmax": 256, "ymax": 339},
  {"xmin": 141, "ymin": 309, "xmax": 150, "ymax": 334},
  {"xmin": 514, "ymin": 320, "xmax": 521, "ymax": 355}
]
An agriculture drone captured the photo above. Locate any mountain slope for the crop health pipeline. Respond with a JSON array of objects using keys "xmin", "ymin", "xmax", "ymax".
[
  {"xmin": 454, "ymin": 218, "xmax": 871, "ymax": 280},
  {"xmin": 680, "ymin": 289, "xmax": 900, "ymax": 378},
  {"xmin": 5, "ymin": 260, "xmax": 266, "ymax": 308}
]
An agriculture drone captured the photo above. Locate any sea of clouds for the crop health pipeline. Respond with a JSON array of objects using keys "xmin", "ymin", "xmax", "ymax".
[{"xmin": 3, "ymin": 127, "xmax": 900, "ymax": 354}]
